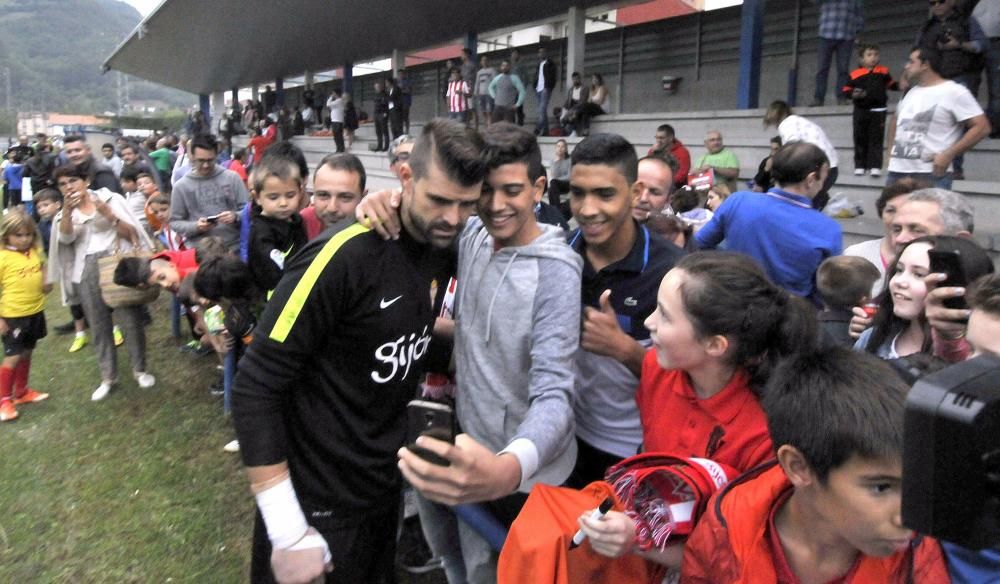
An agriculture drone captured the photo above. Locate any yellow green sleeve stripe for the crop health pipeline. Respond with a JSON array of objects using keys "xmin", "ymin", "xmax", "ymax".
[{"xmin": 269, "ymin": 223, "xmax": 370, "ymax": 343}]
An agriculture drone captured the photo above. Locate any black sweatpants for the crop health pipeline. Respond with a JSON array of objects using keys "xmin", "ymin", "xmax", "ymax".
[
  {"xmin": 3, "ymin": 188, "xmax": 21, "ymax": 209},
  {"xmin": 374, "ymin": 115, "xmax": 389, "ymax": 151},
  {"xmin": 250, "ymin": 499, "xmax": 399, "ymax": 584},
  {"xmin": 853, "ymin": 108, "xmax": 886, "ymax": 171},
  {"xmin": 330, "ymin": 122, "xmax": 345, "ymax": 153},
  {"xmin": 389, "ymin": 110, "xmax": 404, "ymax": 140}
]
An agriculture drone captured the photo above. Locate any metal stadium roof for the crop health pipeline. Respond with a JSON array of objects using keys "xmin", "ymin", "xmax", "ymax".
[{"xmin": 104, "ymin": 0, "xmax": 616, "ymax": 94}]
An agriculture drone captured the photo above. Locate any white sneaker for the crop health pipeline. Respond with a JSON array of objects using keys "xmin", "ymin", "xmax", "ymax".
[
  {"xmin": 92, "ymin": 381, "xmax": 113, "ymax": 401},
  {"xmin": 134, "ymin": 372, "xmax": 156, "ymax": 389},
  {"xmin": 223, "ymin": 440, "xmax": 240, "ymax": 453},
  {"xmin": 870, "ymin": 168, "xmax": 882, "ymax": 177},
  {"xmin": 854, "ymin": 168, "xmax": 865, "ymax": 176}
]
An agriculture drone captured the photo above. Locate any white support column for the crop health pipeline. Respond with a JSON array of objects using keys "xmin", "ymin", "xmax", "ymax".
[
  {"xmin": 566, "ymin": 5, "xmax": 586, "ymax": 87},
  {"xmin": 211, "ymin": 91, "xmax": 226, "ymax": 131},
  {"xmin": 304, "ymin": 71, "xmax": 314, "ymax": 89},
  {"xmin": 251, "ymin": 85, "xmax": 259, "ymax": 103},
  {"xmin": 392, "ymin": 49, "xmax": 406, "ymax": 78}
]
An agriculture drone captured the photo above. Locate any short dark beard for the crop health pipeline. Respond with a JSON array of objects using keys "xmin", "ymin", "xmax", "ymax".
[{"xmin": 401, "ymin": 197, "xmax": 456, "ymax": 250}]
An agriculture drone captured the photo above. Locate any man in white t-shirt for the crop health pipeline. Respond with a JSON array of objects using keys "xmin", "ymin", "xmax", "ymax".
[{"xmin": 887, "ymin": 47, "xmax": 991, "ymax": 189}]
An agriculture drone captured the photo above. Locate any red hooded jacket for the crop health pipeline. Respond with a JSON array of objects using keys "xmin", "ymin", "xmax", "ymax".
[{"xmin": 682, "ymin": 462, "xmax": 951, "ymax": 584}]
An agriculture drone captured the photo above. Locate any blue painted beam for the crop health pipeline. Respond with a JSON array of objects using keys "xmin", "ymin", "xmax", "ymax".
[
  {"xmin": 199, "ymin": 93, "xmax": 211, "ymax": 131},
  {"xmin": 737, "ymin": 0, "xmax": 764, "ymax": 109},
  {"xmin": 465, "ymin": 31, "xmax": 477, "ymax": 59}
]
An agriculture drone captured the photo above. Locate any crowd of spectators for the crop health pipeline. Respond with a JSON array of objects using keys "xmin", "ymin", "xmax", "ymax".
[{"xmin": 4, "ymin": 13, "xmax": 1000, "ymax": 582}]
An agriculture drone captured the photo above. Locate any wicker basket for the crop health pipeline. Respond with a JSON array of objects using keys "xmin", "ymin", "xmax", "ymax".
[{"xmin": 98, "ymin": 249, "xmax": 160, "ymax": 308}]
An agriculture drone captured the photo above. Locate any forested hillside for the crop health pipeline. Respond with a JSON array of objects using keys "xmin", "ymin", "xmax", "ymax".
[{"xmin": 0, "ymin": 0, "xmax": 193, "ymax": 114}]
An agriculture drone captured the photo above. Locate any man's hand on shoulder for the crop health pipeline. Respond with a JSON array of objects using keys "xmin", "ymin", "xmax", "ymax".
[
  {"xmin": 397, "ymin": 434, "xmax": 521, "ymax": 505},
  {"xmin": 355, "ymin": 189, "xmax": 402, "ymax": 240}
]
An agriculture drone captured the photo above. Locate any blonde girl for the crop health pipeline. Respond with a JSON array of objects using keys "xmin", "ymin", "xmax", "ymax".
[{"xmin": 0, "ymin": 210, "xmax": 52, "ymax": 421}]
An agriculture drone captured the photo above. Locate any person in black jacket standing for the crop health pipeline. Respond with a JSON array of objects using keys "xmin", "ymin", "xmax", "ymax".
[
  {"xmin": 23, "ymin": 142, "xmax": 56, "ymax": 193},
  {"xmin": 232, "ymin": 119, "xmax": 486, "ymax": 584},
  {"xmin": 534, "ymin": 47, "xmax": 557, "ymax": 136},
  {"xmin": 373, "ymin": 81, "xmax": 390, "ymax": 152},
  {"xmin": 387, "ymin": 77, "xmax": 405, "ymax": 141},
  {"xmin": 62, "ymin": 136, "xmax": 121, "ymax": 194}
]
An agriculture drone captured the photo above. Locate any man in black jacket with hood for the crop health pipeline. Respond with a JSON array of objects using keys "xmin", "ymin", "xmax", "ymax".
[{"xmin": 62, "ymin": 135, "xmax": 121, "ymax": 194}]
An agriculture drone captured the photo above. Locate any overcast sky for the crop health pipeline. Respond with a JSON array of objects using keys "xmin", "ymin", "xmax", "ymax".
[
  {"xmin": 123, "ymin": 0, "xmax": 158, "ymax": 17},
  {"xmin": 123, "ymin": 0, "xmax": 741, "ymax": 19}
]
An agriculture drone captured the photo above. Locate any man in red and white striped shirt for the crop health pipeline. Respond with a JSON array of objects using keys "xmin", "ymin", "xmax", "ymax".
[{"xmin": 446, "ymin": 68, "xmax": 471, "ymax": 124}]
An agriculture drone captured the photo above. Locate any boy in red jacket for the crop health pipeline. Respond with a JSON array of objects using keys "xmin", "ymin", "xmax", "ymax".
[
  {"xmin": 843, "ymin": 44, "xmax": 898, "ymax": 177},
  {"xmin": 682, "ymin": 348, "xmax": 950, "ymax": 583}
]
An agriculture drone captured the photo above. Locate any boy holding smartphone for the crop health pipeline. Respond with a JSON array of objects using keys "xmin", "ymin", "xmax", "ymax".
[{"xmin": 361, "ymin": 123, "xmax": 582, "ymax": 582}]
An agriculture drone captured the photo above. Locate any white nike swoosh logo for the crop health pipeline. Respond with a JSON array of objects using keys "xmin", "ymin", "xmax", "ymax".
[{"xmin": 380, "ymin": 295, "xmax": 403, "ymax": 309}]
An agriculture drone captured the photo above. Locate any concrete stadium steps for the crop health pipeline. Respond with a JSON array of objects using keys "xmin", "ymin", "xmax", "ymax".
[
  {"xmin": 579, "ymin": 108, "xmax": 1000, "ymax": 253},
  {"xmin": 293, "ymin": 136, "xmax": 402, "ymax": 191},
  {"xmin": 237, "ymin": 106, "xmax": 1000, "ymax": 254},
  {"xmin": 584, "ymin": 106, "xmax": 1000, "ymax": 179}
]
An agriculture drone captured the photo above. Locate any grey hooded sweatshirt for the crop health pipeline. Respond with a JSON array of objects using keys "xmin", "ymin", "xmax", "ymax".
[
  {"xmin": 169, "ymin": 164, "xmax": 249, "ymax": 249},
  {"xmin": 454, "ymin": 216, "xmax": 582, "ymax": 492}
]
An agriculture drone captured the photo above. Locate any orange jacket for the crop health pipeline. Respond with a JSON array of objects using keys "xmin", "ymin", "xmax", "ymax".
[
  {"xmin": 681, "ymin": 462, "xmax": 951, "ymax": 584},
  {"xmin": 498, "ymin": 481, "xmax": 664, "ymax": 584}
]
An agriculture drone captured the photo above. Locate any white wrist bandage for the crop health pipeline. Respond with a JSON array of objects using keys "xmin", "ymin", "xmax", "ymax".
[
  {"xmin": 287, "ymin": 532, "xmax": 332, "ymax": 564},
  {"xmin": 254, "ymin": 477, "xmax": 309, "ymax": 550}
]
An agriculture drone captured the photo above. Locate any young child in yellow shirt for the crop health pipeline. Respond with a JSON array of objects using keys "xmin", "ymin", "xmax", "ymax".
[{"xmin": 0, "ymin": 209, "xmax": 52, "ymax": 421}]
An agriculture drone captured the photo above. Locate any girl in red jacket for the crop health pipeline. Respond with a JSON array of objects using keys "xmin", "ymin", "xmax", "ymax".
[{"xmin": 578, "ymin": 252, "xmax": 817, "ymax": 570}]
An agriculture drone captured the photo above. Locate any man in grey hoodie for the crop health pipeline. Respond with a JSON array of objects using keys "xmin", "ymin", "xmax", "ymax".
[
  {"xmin": 169, "ymin": 133, "xmax": 249, "ymax": 250},
  {"xmin": 362, "ymin": 122, "xmax": 581, "ymax": 584}
]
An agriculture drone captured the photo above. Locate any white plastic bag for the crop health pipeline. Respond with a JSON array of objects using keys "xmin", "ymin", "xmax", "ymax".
[{"xmin": 823, "ymin": 192, "xmax": 864, "ymax": 218}]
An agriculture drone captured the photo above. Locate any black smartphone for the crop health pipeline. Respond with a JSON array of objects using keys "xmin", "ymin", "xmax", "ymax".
[
  {"xmin": 205, "ymin": 214, "xmax": 221, "ymax": 224},
  {"xmin": 928, "ymin": 249, "xmax": 969, "ymax": 311},
  {"xmin": 406, "ymin": 400, "xmax": 456, "ymax": 466}
]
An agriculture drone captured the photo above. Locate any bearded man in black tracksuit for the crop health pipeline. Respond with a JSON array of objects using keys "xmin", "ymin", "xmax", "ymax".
[{"xmin": 232, "ymin": 119, "xmax": 486, "ymax": 584}]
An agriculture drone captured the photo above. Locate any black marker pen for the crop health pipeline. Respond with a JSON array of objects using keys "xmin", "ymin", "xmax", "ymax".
[{"xmin": 569, "ymin": 496, "xmax": 614, "ymax": 549}]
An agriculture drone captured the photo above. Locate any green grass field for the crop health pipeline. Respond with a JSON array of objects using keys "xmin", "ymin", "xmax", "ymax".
[{"xmin": 1, "ymin": 294, "xmax": 253, "ymax": 582}]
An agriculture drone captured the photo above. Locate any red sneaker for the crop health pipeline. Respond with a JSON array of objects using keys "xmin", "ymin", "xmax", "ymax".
[
  {"xmin": 0, "ymin": 400, "xmax": 17, "ymax": 422},
  {"xmin": 14, "ymin": 389, "xmax": 49, "ymax": 405}
]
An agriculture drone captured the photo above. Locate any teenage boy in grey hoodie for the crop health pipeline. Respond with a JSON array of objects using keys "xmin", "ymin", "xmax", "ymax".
[
  {"xmin": 359, "ymin": 122, "xmax": 582, "ymax": 584},
  {"xmin": 169, "ymin": 133, "xmax": 249, "ymax": 250}
]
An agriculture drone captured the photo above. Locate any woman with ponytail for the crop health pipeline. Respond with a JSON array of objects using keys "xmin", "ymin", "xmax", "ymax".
[
  {"xmin": 576, "ymin": 251, "xmax": 817, "ymax": 568},
  {"xmin": 636, "ymin": 251, "xmax": 816, "ymax": 469}
]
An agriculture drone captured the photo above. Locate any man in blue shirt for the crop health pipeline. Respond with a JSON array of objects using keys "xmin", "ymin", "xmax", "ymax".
[{"xmin": 695, "ymin": 142, "xmax": 842, "ymax": 305}]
